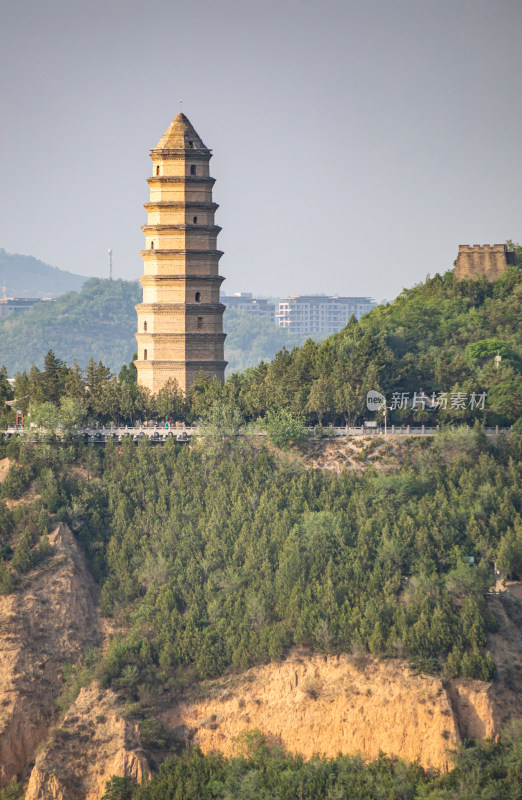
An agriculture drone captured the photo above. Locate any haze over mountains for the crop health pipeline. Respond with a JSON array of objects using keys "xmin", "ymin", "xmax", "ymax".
[{"xmin": 0, "ymin": 249, "xmax": 87, "ymax": 297}]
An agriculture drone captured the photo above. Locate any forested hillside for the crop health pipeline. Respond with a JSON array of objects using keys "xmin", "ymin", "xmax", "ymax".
[
  {"xmin": 0, "ymin": 265, "xmax": 521, "ymax": 800},
  {"xmin": 0, "ymin": 424, "xmax": 521, "ymax": 800},
  {"xmin": 0, "ymin": 278, "xmax": 304, "ymax": 376},
  {"xmin": 2, "ymin": 266, "xmax": 520, "ymax": 429},
  {"xmin": 224, "ymin": 266, "xmax": 521, "ymax": 427},
  {"xmin": 2, "ymin": 429, "xmax": 520, "ymax": 688},
  {"xmin": 0, "ymin": 248, "xmax": 86, "ymax": 298}
]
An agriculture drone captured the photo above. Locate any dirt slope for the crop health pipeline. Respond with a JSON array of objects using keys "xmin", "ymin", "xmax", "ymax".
[
  {"xmin": 0, "ymin": 523, "xmax": 101, "ymax": 787},
  {"xmin": 25, "ymin": 684, "xmax": 150, "ymax": 800},
  {"xmin": 163, "ymin": 653, "xmax": 470, "ymax": 771}
]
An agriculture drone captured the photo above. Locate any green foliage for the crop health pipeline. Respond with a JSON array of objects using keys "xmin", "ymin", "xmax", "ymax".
[
  {"xmin": 139, "ymin": 717, "xmax": 172, "ymax": 750},
  {"xmin": 11, "ymin": 527, "xmax": 34, "ymax": 573},
  {"xmin": 1, "ymin": 269, "xmax": 520, "ymax": 430},
  {"xmin": 0, "ymin": 779, "xmax": 23, "ymax": 800},
  {"xmin": 223, "ymin": 268, "xmax": 522, "ymax": 427},
  {"xmin": 0, "ymin": 280, "xmax": 309, "ymax": 378},
  {"xmin": 40, "ymin": 429, "xmax": 517, "ymax": 688},
  {"xmin": 0, "ymin": 463, "xmax": 33, "ymax": 499},
  {"xmin": 38, "ymin": 532, "xmax": 53, "ymax": 558},
  {"xmin": 225, "ymin": 309, "xmax": 313, "ymax": 373},
  {"xmin": 0, "ymin": 279, "xmax": 139, "ymax": 375},
  {"xmin": 496, "ymin": 517, "xmax": 522, "ymax": 579},
  {"xmin": 56, "ymin": 648, "xmax": 100, "ymax": 714},
  {"xmin": 101, "ymin": 776, "xmax": 134, "ymax": 800},
  {"xmin": 262, "ymin": 409, "xmax": 307, "ymax": 449},
  {"xmin": 0, "ymin": 560, "xmax": 14, "ymax": 594},
  {"xmin": 0, "ymin": 501, "xmax": 14, "ymax": 536},
  {"xmin": 130, "ymin": 724, "xmax": 522, "ymax": 800}
]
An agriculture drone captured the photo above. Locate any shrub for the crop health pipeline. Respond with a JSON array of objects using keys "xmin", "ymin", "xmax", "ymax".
[
  {"xmin": 0, "ymin": 463, "xmax": 33, "ymax": 499},
  {"xmin": 262, "ymin": 409, "xmax": 307, "ymax": 449},
  {"xmin": 12, "ymin": 528, "xmax": 34, "ymax": 573},
  {"xmin": 0, "ymin": 560, "xmax": 14, "ymax": 594}
]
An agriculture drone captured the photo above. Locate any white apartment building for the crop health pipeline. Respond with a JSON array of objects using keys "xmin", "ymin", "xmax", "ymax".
[
  {"xmin": 276, "ymin": 296, "xmax": 377, "ymax": 335},
  {"xmin": 221, "ymin": 292, "xmax": 276, "ymax": 324}
]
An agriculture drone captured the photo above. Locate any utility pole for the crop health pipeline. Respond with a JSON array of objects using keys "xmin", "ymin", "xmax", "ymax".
[{"xmin": 108, "ymin": 248, "xmax": 113, "ymax": 281}]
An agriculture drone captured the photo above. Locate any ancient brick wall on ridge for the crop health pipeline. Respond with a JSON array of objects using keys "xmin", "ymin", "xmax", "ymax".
[{"xmin": 455, "ymin": 244, "xmax": 513, "ymax": 281}]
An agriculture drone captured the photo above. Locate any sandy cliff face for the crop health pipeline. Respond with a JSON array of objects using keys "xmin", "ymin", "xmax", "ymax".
[
  {"xmin": 0, "ymin": 523, "xmax": 101, "ymax": 787},
  {"xmin": 163, "ymin": 642, "xmax": 522, "ymax": 772},
  {"xmin": 25, "ymin": 684, "xmax": 150, "ymax": 800},
  {"xmin": 164, "ymin": 653, "xmax": 460, "ymax": 770}
]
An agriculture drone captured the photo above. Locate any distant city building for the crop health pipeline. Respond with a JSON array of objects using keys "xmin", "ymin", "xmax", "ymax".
[
  {"xmin": 454, "ymin": 244, "xmax": 517, "ymax": 282},
  {"xmin": 0, "ymin": 290, "xmax": 53, "ymax": 318},
  {"xmin": 276, "ymin": 296, "xmax": 377, "ymax": 335},
  {"xmin": 221, "ymin": 293, "xmax": 276, "ymax": 324}
]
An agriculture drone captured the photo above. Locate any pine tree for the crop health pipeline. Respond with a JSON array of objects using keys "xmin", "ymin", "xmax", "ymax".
[
  {"xmin": 0, "ymin": 560, "xmax": 14, "ymax": 594},
  {"xmin": 12, "ymin": 528, "xmax": 34, "ymax": 573}
]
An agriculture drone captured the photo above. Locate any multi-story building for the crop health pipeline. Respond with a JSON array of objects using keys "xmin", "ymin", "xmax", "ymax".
[
  {"xmin": 276, "ymin": 295, "xmax": 377, "ymax": 335},
  {"xmin": 135, "ymin": 112, "xmax": 226, "ymax": 394},
  {"xmin": 221, "ymin": 293, "xmax": 275, "ymax": 324},
  {"xmin": 0, "ymin": 292, "xmax": 53, "ymax": 318}
]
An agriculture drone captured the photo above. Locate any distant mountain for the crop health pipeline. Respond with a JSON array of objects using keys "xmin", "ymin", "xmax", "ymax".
[
  {"xmin": 0, "ymin": 249, "xmax": 87, "ymax": 298},
  {"xmin": 0, "ymin": 277, "xmax": 309, "ymax": 376}
]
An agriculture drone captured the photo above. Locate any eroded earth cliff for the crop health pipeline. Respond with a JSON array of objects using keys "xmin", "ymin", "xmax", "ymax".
[{"xmin": 0, "ymin": 504, "xmax": 521, "ymax": 798}]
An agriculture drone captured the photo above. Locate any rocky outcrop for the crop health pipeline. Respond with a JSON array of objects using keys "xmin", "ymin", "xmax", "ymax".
[
  {"xmin": 0, "ymin": 523, "xmax": 101, "ymax": 787},
  {"xmin": 25, "ymin": 684, "xmax": 150, "ymax": 800},
  {"xmin": 163, "ymin": 649, "xmax": 512, "ymax": 772}
]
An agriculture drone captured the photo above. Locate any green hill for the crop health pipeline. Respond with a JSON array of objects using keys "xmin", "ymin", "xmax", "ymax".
[
  {"xmin": 0, "ymin": 278, "xmax": 141, "ymax": 374},
  {"xmin": 0, "ymin": 278, "xmax": 309, "ymax": 376},
  {"xmin": 226, "ymin": 266, "xmax": 522, "ymax": 427},
  {"xmin": 0, "ymin": 248, "xmax": 87, "ymax": 298}
]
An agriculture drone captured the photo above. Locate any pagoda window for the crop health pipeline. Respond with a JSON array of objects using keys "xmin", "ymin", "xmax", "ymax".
[
  {"xmin": 195, "ymin": 292, "xmax": 201, "ymax": 302},
  {"xmin": 144, "ymin": 349, "xmax": 148, "ymax": 360},
  {"xmin": 156, "ymin": 165, "xmax": 160, "ymax": 175},
  {"xmin": 193, "ymin": 216, "xmax": 198, "ymax": 224},
  {"xmin": 197, "ymin": 316, "xmax": 203, "ymax": 329},
  {"xmin": 150, "ymin": 241, "xmax": 154, "ymax": 249},
  {"xmin": 190, "ymin": 164, "xmax": 196, "ymax": 175},
  {"xmin": 143, "ymin": 321, "xmax": 147, "ymax": 332}
]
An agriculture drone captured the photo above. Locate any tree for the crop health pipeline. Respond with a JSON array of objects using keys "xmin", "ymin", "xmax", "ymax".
[
  {"xmin": 153, "ymin": 377, "xmax": 185, "ymax": 421},
  {"xmin": 41, "ymin": 350, "xmax": 67, "ymax": 403},
  {"xmin": 12, "ymin": 528, "xmax": 34, "ymax": 573},
  {"xmin": 306, "ymin": 375, "xmax": 336, "ymax": 424},
  {"xmin": 85, "ymin": 359, "xmax": 112, "ymax": 417},
  {"xmin": 59, "ymin": 396, "xmax": 87, "ymax": 431},
  {"xmin": 28, "ymin": 401, "xmax": 58, "ymax": 430},
  {"xmin": 101, "ymin": 776, "xmax": 133, "ymax": 800},
  {"xmin": 0, "ymin": 560, "xmax": 14, "ymax": 594},
  {"xmin": 64, "ymin": 360, "xmax": 86, "ymax": 400},
  {"xmin": 262, "ymin": 409, "xmax": 306, "ymax": 449}
]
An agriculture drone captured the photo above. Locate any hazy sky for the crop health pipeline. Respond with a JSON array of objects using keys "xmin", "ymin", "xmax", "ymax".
[{"xmin": 1, "ymin": 0, "xmax": 521, "ymax": 302}]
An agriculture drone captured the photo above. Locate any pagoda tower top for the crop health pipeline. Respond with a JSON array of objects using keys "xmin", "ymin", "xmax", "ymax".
[{"xmin": 154, "ymin": 113, "xmax": 209, "ymax": 151}]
